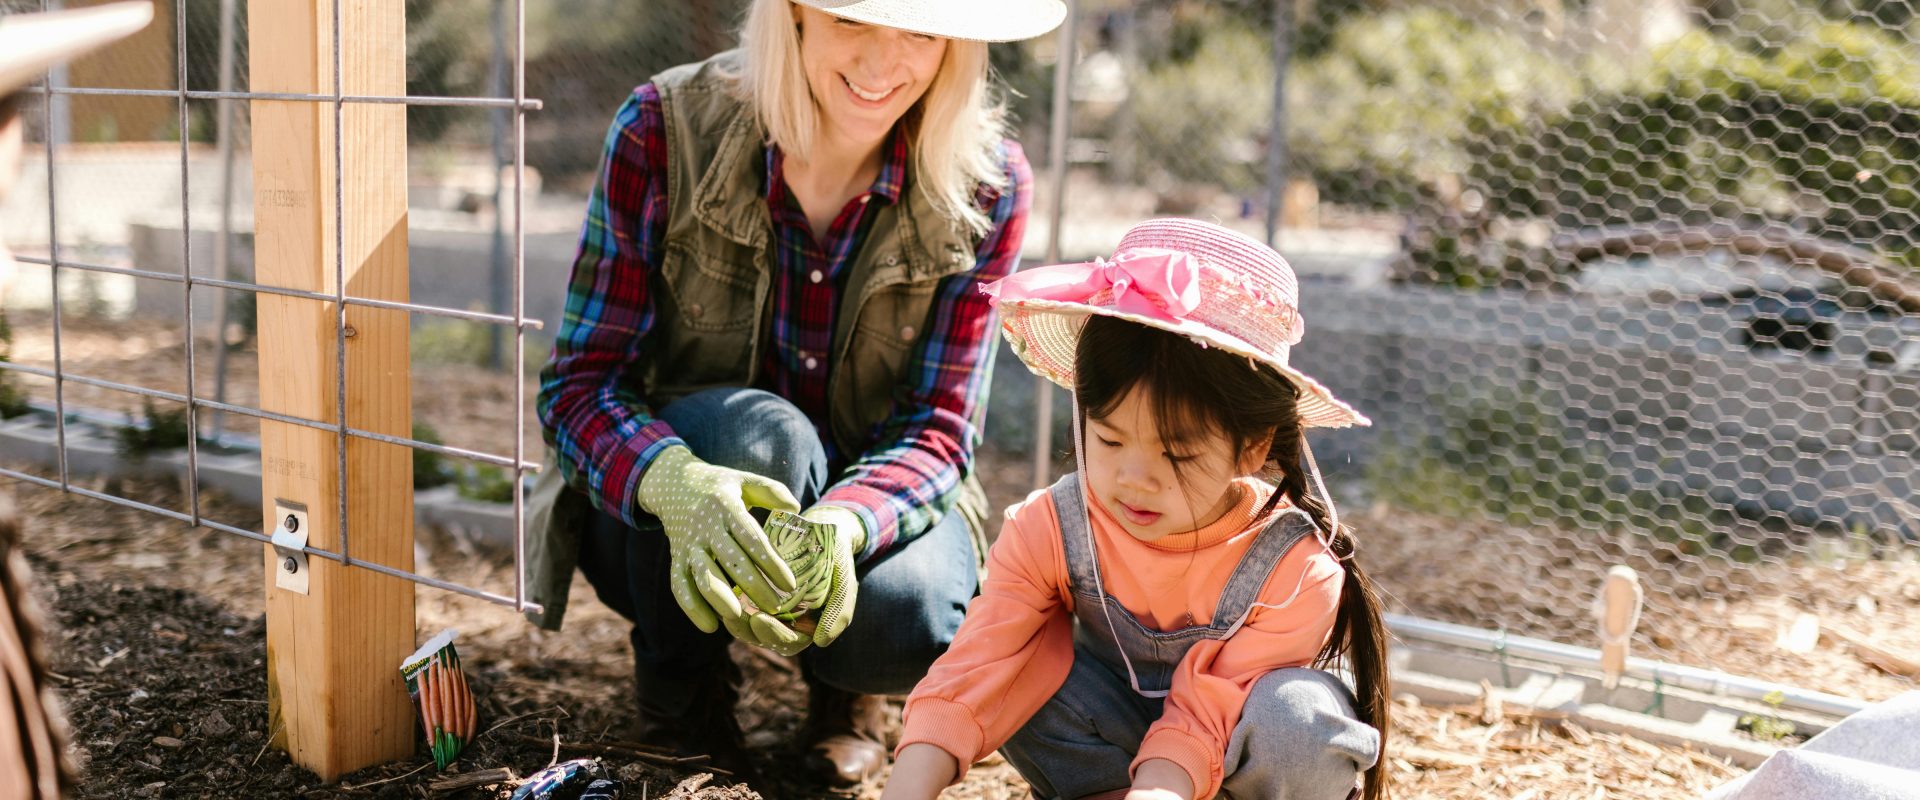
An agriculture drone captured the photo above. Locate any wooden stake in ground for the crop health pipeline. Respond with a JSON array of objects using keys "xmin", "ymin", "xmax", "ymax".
[
  {"xmin": 249, "ymin": 0, "xmax": 415, "ymax": 780},
  {"xmin": 1597, "ymin": 565, "xmax": 1642, "ymax": 690}
]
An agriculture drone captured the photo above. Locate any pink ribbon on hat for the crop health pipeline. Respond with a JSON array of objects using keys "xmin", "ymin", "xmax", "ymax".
[{"xmin": 981, "ymin": 247, "xmax": 1204, "ymax": 324}]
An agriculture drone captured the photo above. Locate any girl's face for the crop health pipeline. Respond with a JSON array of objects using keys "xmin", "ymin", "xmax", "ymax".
[
  {"xmin": 792, "ymin": 4, "xmax": 948, "ymax": 151},
  {"xmin": 1084, "ymin": 384, "xmax": 1270, "ymax": 543}
]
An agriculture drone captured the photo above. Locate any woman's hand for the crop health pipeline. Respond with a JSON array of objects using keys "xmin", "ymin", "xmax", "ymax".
[
  {"xmin": 1127, "ymin": 758, "xmax": 1194, "ymax": 800},
  {"xmin": 633, "ymin": 445, "xmax": 800, "ymax": 634},
  {"xmin": 800, "ymin": 505, "xmax": 865, "ymax": 647},
  {"xmin": 878, "ymin": 743, "xmax": 959, "ymax": 800}
]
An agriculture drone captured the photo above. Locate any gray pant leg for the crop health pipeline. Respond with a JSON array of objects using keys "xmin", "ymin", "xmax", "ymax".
[
  {"xmin": 1219, "ymin": 668, "xmax": 1379, "ymax": 800},
  {"xmin": 1000, "ymin": 649, "xmax": 1158, "ymax": 800}
]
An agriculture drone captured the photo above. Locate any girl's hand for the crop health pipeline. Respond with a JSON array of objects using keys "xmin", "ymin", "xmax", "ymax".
[
  {"xmin": 1127, "ymin": 758, "xmax": 1194, "ymax": 800},
  {"xmin": 878, "ymin": 743, "xmax": 961, "ymax": 800}
]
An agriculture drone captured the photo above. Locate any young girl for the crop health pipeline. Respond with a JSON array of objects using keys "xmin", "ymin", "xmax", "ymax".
[{"xmin": 881, "ymin": 218, "xmax": 1390, "ymax": 800}]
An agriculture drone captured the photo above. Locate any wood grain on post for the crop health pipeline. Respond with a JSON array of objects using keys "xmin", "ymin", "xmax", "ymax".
[{"xmin": 249, "ymin": 0, "xmax": 415, "ymax": 780}]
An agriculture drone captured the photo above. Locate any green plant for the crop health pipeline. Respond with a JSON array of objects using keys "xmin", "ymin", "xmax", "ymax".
[
  {"xmin": 1122, "ymin": 22, "xmax": 1274, "ymax": 194},
  {"xmin": 1366, "ymin": 381, "xmax": 1728, "ymax": 556},
  {"xmin": 0, "ymin": 312, "xmax": 31, "ymax": 420},
  {"xmin": 1290, "ymin": 8, "xmax": 1586, "ymax": 210},
  {"xmin": 411, "ymin": 317, "xmax": 498, "ymax": 368},
  {"xmin": 413, "ymin": 421, "xmax": 455, "ymax": 490},
  {"xmin": 115, "ymin": 398, "xmax": 192, "ymax": 459},
  {"xmin": 1738, "ymin": 690, "xmax": 1798, "ymax": 741},
  {"xmin": 456, "ymin": 464, "xmax": 516, "ymax": 504},
  {"xmin": 1471, "ymin": 22, "xmax": 1920, "ymax": 271}
]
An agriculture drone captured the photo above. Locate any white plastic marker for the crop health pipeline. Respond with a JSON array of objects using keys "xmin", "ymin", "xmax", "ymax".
[{"xmin": 1597, "ymin": 565, "xmax": 1644, "ymax": 690}]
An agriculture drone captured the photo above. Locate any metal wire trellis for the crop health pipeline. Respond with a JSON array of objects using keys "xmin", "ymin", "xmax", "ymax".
[{"xmin": 5, "ymin": 0, "xmax": 542, "ymax": 613}]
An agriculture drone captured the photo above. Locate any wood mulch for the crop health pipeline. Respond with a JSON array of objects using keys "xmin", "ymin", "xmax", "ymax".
[{"xmin": 10, "ymin": 314, "xmax": 1916, "ymax": 797}]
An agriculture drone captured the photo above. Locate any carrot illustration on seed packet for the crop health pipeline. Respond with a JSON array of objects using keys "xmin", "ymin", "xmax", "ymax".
[{"xmin": 400, "ymin": 628, "xmax": 477, "ymax": 770}]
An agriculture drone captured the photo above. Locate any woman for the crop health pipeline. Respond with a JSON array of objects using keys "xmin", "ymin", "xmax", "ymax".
[{"xmin": 529, "ymin": 0, "xmax": 1062, "ymax": 786}]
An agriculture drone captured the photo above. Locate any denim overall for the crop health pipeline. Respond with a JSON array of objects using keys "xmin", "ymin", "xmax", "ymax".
[{"xmin": 999, "ymin": 474, "xmax": 1380, "ymax": 800}]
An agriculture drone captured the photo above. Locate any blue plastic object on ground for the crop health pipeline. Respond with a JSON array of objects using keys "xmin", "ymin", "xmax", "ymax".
[{"xmin": 509, "ymin": 758, "xmax": 620, "ymax": 800}]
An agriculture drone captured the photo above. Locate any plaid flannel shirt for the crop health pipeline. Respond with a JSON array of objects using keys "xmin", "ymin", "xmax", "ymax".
[{"xmin": 539, "ymin": 84, "xmax": 1032, "ymax": 562}]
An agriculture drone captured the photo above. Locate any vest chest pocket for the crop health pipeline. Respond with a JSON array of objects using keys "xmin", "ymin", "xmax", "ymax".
[
  {"xmin": 835, "ymin": 279, "xmax": 939, "ymax": 445},
  {"xmin": 656, "ymin": 244, "xmax": 758, "ymax": 386}
]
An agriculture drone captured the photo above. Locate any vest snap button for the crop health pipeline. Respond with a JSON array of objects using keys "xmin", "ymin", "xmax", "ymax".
[
  {"xmin": 687, "ymin": 303, "xmax": 703, "ymax": 318},
  {"xmin": 900, "ymin": 326, "xmax": 915, "ymax": 340}
]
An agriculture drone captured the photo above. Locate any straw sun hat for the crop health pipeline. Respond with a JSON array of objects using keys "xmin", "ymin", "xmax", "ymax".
[
  {"xmin": 0, "ymin": 2, "xmax": 154, "ymax": 98},
  {"xmin": 793, "ymin": 0, "xmax": 1066, "ymax": 43},
  {"xmin": 983, "ymin": 217, "xmax": 1370, "ymax": 429}
]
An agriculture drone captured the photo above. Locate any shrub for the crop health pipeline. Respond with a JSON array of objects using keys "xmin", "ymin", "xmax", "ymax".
[
  {"xmin": 0, "ymin": 313, "xmax": 30, "ymax": 420},
  {"xmin": 456, "ymin": 464, "xmax": 516, "ymax": 504},
  {"xmin": 1470, "ymin": 23, "xmax": 1920, "ymax": 270},
  {"xmin": 413, "ymin": 421, "xmax": 455, "ymax": 490},
  {"xmin": 1290, "ymin": 8, "xmax": 1585, "ymax": 209},
  {"xmin": 116, "ymin": 398, "xmax": 192, "ymax": 459},
  {"xmin": 1367, "ymin": 382, "xmax": 1734, "ymax": 558},
  {"xmin": 1122, "ymin": 23, "xmax": 1274, "ymax": 194}
]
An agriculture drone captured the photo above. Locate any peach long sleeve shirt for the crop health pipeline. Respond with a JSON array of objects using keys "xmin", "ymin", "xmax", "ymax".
[{"xmin": 898, "ymin": 477, "xmax": 1345, "ymax": 799}]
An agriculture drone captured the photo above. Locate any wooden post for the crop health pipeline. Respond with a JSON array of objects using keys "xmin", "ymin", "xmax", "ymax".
[{"xmin": 249, "ymin": 0, "xmax": 414, "ymax": 780}]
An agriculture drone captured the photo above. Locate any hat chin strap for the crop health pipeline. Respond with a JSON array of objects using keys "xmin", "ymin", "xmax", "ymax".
[
  {"xmin": 1071, "ymin": 401, "xmax": 1348, "ymax": 700},
  {"xmin": 1301, "ymin": 430, "xmax": 1346, "ymax": 558}
]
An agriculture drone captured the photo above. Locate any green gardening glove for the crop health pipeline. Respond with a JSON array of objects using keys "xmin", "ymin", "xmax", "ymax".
[
  {"xmin": 797, "ymin": 505, "xmax": 864, "ymax": 648},
  {"xmin": 718, "ymin": 601, "xmax": 814, "ymax": 657},
  {"xmin": 634, "ymin": 445, "xmax": 801, "ymax": 636}
]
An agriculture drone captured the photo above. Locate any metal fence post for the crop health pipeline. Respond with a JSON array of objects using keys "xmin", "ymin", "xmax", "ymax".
[
  {"xmin": 1034, "ymin": 0, "xmax": 1077, "ymax": 491},
  {"xmin": 1264, "ymin": 0, "xmax": 1293, "ymax": 247},
  {"xmin": 208, "ymin": 0, "xmax": 241, "ymax": 445}
]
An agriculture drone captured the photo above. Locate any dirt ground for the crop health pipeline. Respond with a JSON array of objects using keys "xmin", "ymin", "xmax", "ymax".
[
  {"xmin": 4, "ymin": 315, "xmax": 1913, "ymax": 798},
  {"xmin": 12, "ymin": 470, "xmax": 1757, "ymax": 800}
]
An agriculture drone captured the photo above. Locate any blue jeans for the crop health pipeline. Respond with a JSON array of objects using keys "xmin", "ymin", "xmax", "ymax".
[{"xmin": 577, "ymin": 388, "xmax": 978, "ymax": 715}]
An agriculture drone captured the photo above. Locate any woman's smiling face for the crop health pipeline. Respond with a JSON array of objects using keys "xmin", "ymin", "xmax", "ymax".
[
  {"xmin": 792, "ymin": 4, "xmax": 949, "ymax": 150},
  {"xmin": 1084, "ymin": 384, "xmax": 1268, "ymax": 543}
]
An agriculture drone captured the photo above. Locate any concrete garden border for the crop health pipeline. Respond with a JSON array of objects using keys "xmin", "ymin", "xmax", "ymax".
[{"xmin": 0, "ymin": 408, "xmax": 521, "ymax": 549}]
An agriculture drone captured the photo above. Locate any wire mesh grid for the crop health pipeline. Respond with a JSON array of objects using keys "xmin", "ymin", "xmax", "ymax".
[
  {"xmin": 3, "ymin": 0, "xmax": 1916, "ymax": 709},
  {"xmin": 1, "ymin": 0, "xmax": 542, "ymax": 613}
]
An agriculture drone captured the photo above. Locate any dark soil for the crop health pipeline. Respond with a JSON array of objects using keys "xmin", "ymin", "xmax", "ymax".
[
  {"xmin": 10, "ymin": 470, "xmax": 944, "ymax": 800},
  {"xmin": 35, "ymin": 556, "xmax": 783, "ymax": 800}
]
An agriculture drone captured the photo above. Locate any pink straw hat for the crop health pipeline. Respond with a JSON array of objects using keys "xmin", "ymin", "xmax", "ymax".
[{"xmin": 982, "ymin": 217, "xmax": 1369, "ymax": 429}]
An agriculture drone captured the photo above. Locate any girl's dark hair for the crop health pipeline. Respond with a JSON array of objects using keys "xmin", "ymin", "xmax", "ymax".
[{"xmin": 1075, "ymin": 314, "xmax": 1391, "ymax": 800}]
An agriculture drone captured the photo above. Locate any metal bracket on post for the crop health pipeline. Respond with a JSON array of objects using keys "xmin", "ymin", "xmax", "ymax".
[{"xmin": 272, "ymin": 499, "xmax": 310, "ymax": 595}]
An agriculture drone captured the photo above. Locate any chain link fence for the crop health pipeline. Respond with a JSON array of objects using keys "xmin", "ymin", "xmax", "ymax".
[{"xmin": 2, "ymin": 0, "xmax": 1915, "ymax": 708}]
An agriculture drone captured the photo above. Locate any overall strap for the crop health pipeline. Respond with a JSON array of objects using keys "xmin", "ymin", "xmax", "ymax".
[
  {"xmin": 1209, "ymin": 505, "xmax": 1320, "ymax": 631},
  {"xmin": 1048, "ymin": 473, "xmax": 1099, "ymax": 597}
]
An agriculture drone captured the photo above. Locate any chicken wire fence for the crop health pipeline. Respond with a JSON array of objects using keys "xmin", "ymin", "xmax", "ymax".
[
  {"xmin": 1, "ymin": 0, "xmax": 1916, "ymax": 703},
  {"xmin": 1020, "ymin": 0, "xmax": 1920, "ymax": 702}
]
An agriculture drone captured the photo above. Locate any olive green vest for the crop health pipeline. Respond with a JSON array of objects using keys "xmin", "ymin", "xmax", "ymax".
[{"xmin": 524, "ymin": 50, "xmax": 994, "ymax": 630}]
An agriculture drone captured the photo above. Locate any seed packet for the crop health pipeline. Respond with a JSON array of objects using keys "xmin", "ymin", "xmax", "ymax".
[{"xmin": 400, "ymin": 628, "xmax": 476, "ymax": 770}]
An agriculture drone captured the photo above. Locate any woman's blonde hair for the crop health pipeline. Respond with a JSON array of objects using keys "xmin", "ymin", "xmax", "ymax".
[{"xmin": 731, "ymin": 0, "xmax": 1009, "ymax": 236}]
